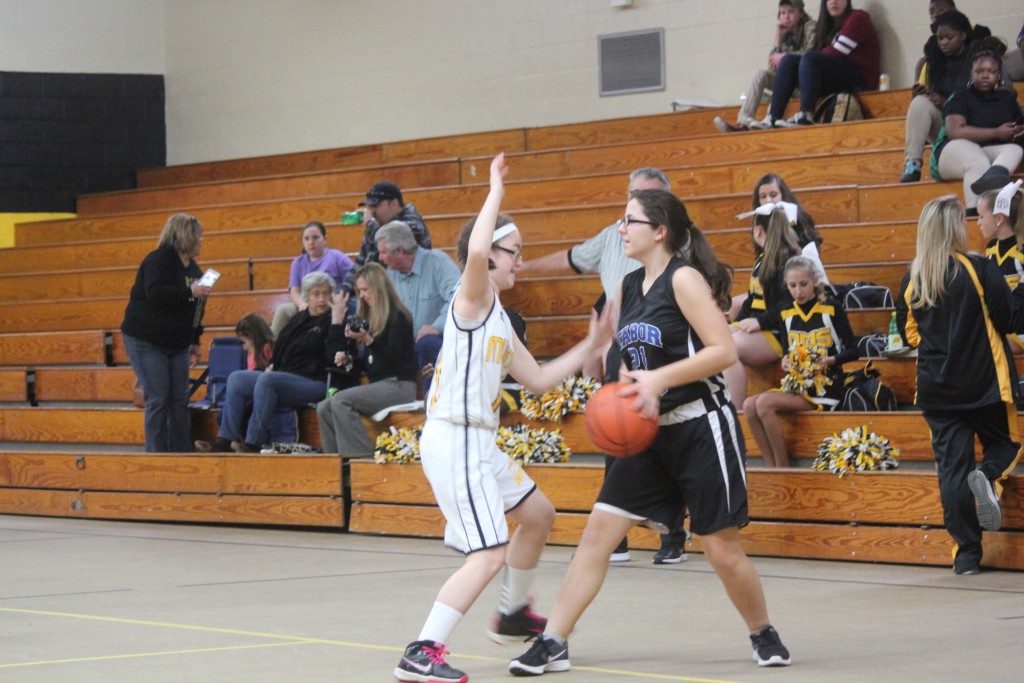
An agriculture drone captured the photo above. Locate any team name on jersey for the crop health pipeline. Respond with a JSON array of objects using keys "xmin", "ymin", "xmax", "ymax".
[
  {"xmin": 616, "ymin": 322, "xmax": 663, "ymax": 348},
  {"xmin": 789, "ymin": 328, "xmax": 833, "ymax": 349},
  {"xmin": 486, "ymin": 335, "xmax": 513, "ymax": 367}
]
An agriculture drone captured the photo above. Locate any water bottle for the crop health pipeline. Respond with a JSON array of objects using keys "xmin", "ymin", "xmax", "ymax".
[
  {"xmin": 887, "ymin": 311, "xmax": 903, "ymax": 352},
  {"xmin": 879, "ymin": 74, "xmax": 890, "ymax": 91}
]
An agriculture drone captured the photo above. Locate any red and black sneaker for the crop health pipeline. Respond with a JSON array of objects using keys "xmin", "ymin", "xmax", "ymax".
[{"xmin": 486, "ymin": 604, "xmax": 547, "ymax": 645}]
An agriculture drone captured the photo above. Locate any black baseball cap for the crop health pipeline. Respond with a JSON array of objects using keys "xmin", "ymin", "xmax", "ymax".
[{"xmin": 359, "ymin": 181, "xmax": 403, "ymax": 206}]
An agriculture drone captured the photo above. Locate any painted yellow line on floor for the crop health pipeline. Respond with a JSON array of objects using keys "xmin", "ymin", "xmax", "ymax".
[
  {"xmin": 0, "ymin": 607, "xmax": 748, "ymax": 682},
  {"xmin": 0, "ymin": 641, "xmax": 314, "ymax": 669}
]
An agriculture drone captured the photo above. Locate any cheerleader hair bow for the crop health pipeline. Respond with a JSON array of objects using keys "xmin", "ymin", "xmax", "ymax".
[
  {"xmin": 994, "ymin": 179, "xmax": 1023, "ymax": 218},
  {"xmin": 737, "ymin": 201, "xmax": 799, "ymax": 225}
]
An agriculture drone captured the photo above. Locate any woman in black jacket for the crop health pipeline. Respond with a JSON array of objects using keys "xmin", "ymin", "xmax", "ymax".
[
  {"xmin": 195, "ymin": 271, "xmax": 336, "ymax": 453},
  {"xmin": 896, "ymin": 195, "xmax": 1024, "ymax": 575},
  {"xmin": 121, "ymin": 214, "xmax": 211, "ymax": 452},
  {"xmin": 317, "ymin": 262, "xmax": 418, "ymax": 455}
]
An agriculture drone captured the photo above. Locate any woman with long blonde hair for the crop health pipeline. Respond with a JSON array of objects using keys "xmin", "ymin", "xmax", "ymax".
[
  {"xmin": 316, "ymin": 262, "xmax": 419, "ymax": 456},
  {"xmin": 896, "ymin": 194, "xmax": 1024, "ymax": 575}
]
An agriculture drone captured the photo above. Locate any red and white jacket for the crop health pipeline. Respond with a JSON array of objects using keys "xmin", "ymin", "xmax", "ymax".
[{"xmin": 821, "ymin": 9, "xmax": 880, "ymax": 88}]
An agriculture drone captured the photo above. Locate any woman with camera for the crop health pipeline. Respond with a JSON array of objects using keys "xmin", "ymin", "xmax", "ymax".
[
  {"xmin": 316, "ymin": 262, "xmax": 419, "ymax": 455},
  {"xmin": 195, "ymin": 271, "xmax": 336, "ymax": 453}
]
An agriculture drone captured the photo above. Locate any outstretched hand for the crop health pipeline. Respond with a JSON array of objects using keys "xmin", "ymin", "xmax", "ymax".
[{"xmin": 588, "ymin": 299, "xmax": 617, "ymax": 351}]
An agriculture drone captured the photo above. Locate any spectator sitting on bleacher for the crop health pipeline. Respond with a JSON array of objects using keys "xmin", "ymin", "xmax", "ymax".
[
  {"xmin": 236, "ymin": 313, "xmax": 274, "ymax": 370},
  {"xmin": 741, "ymin": 256, "xmax": 857, "ymax": 467},
  {"xmin": 374, "ymin": 220, "xmax": 460, "ymax": 394},
  {"xmin": 895, "ymin": 195, "xmax": 1024, "ymax": 575},
  {"xmin": 912, "ymin": 1, "xmax": 990, "ymax": 84},
  {"xmin": 1006, "ymin": 20, "xmax": 1024, "ymax": 81},
  {"xmin": 270, "ymin": 221, "xmax": 353, "ymax": 337},
  {"xmin": 979, "ymin": 180, "xmax": 1024, "ymax": 353},
  {"xmin": 723, "ymin": 203, "xmax": 803, "ymax": 409},
  {"xmin": 730, "ymin": 174, "xmax": 823, "ymax": 320},
  {"xmin": 316, "ymin": 263, "xmax": 419, "ymax": 456},
  {"xmin": 714, "ymin": 0, "xmax": 816, "ymax": 133},
  {"xmin": 121, "ymin": 213, "xmax": 211, "ymax": 453},
  {"xmin": 752, "ymin": 0, "xmax": 879, "ymax": 129},
  {"xmin": 344, "ymin": 181, "xmax": 431, "ymax": 291},
  {"xmin": 930, "ymin": 38, "xmax": 1024, "ymax": 216},
  {"xmin": 901, "ymin": 10, "xmax": 982, "ymax": 183},
  {"xmin": 194, "ymin": 272, "xmax": 335, "ymax": 453}
]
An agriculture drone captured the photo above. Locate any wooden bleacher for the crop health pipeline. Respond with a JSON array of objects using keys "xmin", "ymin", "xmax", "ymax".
[{"xmin": 3, "ymin": 87, "xmax": 1023, "ymax": 570}]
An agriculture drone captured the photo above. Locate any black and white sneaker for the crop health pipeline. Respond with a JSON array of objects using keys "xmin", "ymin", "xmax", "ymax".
[
  {"xmin": 394, "ymin": 640, "xmax": 468, "ymax": 683},
  {"xmin": 652, "ymin": 542, "xmax": 688, "ymax": 564},
  {"xmin": 968, "ymin": 470, "xmax": 1002, "ymax": 531},
  {"xmin": 487, "ymin": 604, "xmax": 547, "ymax": 645},
  {"xmin": 509, "ymin": 635, "xmax": 571, "ymax": 676},
  {"xmin": 750, "ymin": 625, "xmax": 792, "ymax": 667}
]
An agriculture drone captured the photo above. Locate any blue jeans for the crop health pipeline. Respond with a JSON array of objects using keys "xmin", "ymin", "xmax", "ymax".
[
  {"xmin": 123, "ymin": 334, "xmax": 192, "ymax": 452},
  {"xmin": 218, "ymin": 370, "xmax": 325, "ymax": 447},
  {"xmin": 769, "ymin": 51, "xmax": 868, "ymax": 120},
  {"xmin": 416, "ymin": 333, "xmax": 443, "ymax": 395}
]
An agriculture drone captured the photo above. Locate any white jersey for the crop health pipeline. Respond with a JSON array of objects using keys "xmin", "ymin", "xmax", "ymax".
[{"xmin": 427, "ymin": 289, "xmax": 515, "ymax": 430}]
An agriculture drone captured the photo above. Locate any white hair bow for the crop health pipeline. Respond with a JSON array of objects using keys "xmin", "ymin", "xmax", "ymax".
[
  {"xmin": 737, "ymin": 201, "xmax": 799, "ymax": 225},
  {"xmin": 994, "ymin": 180, "xmax": 1023, "ymax": 218}
]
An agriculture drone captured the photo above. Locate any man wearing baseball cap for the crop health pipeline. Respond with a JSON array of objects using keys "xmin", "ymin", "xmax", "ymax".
[{"xmin": 345, "ymin": 181, "xmax": 431, "ymax": 289}]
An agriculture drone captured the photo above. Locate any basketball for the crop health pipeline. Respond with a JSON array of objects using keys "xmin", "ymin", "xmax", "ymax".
[{"xmin": 584, "ymin": 382, "xmax": 659, "ymax": 457}]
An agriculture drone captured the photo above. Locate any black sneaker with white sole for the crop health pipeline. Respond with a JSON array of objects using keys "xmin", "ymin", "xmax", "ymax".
[
  {"xmin": 509, "ymin": 635, "xmax": 571, "ymax": 676},
  {"xmin": 394, "ymin": 640, "xmax": 468, "ymax": 683},
  {"xmin": 968, "ymin": 470, "xmax": 1002, "ymax": 531},
  {"xmin": 750, "ymin": 625, "xmax": 792, "ymax": 667},
  {"xmin": 487, "ymin": 604, "xmax": 547, "ymax": 645}
]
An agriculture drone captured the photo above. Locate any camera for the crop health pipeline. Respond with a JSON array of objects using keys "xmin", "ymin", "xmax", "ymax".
[{"xmin": 346, "ymin": 315, "xmax": 367, "ymax": 333}]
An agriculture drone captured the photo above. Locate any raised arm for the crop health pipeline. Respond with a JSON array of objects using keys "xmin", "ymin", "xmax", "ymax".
[{"xmin": 454, "ymin": 153, "xmax": 508, "ymax": 319}]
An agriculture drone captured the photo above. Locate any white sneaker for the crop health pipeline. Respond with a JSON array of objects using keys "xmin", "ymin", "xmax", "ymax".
[
  {"xmin": 748, "ymin": 115, "xmax": 775, "ymax": 130},
  {"xmin": 776, "ymin": 112, "xmax": 812, "ymax": 127},
  {"xmin": 609, "ymin": 551, "xmax": 631, "ymax": 562}
]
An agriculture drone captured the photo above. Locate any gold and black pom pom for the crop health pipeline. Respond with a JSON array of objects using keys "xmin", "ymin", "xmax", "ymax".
[
  {"xmin": 813, "ymin": 426, "xmax": 901, "ymax": 476},
  {"xmin": 521, "ymin": 375, "xmax": 601, "ymax": 422}
]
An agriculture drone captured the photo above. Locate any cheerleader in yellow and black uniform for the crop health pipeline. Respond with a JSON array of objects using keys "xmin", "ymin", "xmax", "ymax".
[
  {"xmin": 896, "ymin": 195, "xmax": 1024, "ymax": 576},
  {"xmin": 740, "ymin": 255, "xmax": 858, "ymax": 467},
  {"xmin": 724, "ymin": 202, "xmax": 803, "ymax": 408},
  {"xmin": 978, "ymin": 179, "xmax": 1024, "ymax": 352}
]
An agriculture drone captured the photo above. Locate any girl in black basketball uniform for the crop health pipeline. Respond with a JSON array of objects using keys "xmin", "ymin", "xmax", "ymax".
[
  {"xmin": 509, "ymin": 190, "xmax": 791, "ymax": 676},
  {"xmin": 741, "ymin": 255, "xmax": 858, "ymax": 467},
  {"xmin": 896, "ymin": 194, "xmax": 1024, "ymax": 575}
]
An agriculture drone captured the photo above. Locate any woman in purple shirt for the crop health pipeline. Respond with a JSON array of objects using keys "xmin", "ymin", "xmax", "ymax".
[{"xmin": 271, "ymin": 221, "xmax": 353, "ymax": 335}]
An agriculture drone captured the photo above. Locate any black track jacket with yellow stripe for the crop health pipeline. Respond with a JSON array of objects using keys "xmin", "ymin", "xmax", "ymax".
[{"xmin": 896, "ymin": 253, "xmax": 1024, "ymax": 410}]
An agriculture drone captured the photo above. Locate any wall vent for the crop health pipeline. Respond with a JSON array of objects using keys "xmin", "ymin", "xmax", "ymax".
[{"xmin": 598, "ymin": 28, "xmax": 664, "ymax": 96}]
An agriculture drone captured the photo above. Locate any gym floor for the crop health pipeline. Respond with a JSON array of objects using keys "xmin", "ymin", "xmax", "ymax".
[{"xmin": 1, "ymin": 516, "xmax": 1019, "ymax": 682}]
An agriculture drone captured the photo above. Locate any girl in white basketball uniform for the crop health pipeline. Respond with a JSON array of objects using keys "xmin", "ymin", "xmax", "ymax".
[{"xmin": 394, "ymin": 153, "xmax": 614, "ymax": 683}]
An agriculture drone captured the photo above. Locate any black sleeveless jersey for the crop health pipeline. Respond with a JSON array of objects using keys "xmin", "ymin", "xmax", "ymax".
[{"xmin": 617, "ymin": 258, "xmax": 727, "ymax": 413}]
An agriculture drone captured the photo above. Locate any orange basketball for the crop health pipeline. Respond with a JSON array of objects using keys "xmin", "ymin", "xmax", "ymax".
[{"xmin": 584, "ymin": 382, "xmax": 659, "ymax": 457}]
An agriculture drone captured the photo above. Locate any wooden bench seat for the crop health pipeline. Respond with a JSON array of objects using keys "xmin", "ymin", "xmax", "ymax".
[
  {"xmin": 0, "ymin": 369, "xmax": 28, "ymax": 402},
  {"xmin": 33, "ymin": 366, "xmax": 208, "ymax": 403},
  {"xmin": 131, "ymin": 89, "xmax": 913, "ymax": 189},
  {"xmin": 349, "ymin": 461, "xmax": 1024, "ymax": 569},
  {"xmin": 0, "ymin": 291, "xmax": 289, "ymax": 334},
  {"xmin": 0, "ymin": 451, "xmax": 344, "ymax": 527},
  {"xmin": 79, "ymin": 159, "xmax": 463, "ymax": 216},
  {"xmin": 14, "ymin": 160, "xmax": 958, "ymax": 247},
  {"xmin": 0, "ymin": 406, "xmax": 143, "ymax": 444},
  {"xmin": 0, "ymin": 330, "xmax": 107, "ymax": 366},
  {"xmin": 80, "ymin": 124, "xmax": 906, "ymax": 220}
]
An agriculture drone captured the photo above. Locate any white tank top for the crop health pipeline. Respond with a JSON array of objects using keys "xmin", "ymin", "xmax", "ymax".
[{"xmin": 427, "ymin": 289, "xmax": 515, "ymax": 429}]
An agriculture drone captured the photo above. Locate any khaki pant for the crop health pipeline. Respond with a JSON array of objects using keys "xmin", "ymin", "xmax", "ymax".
[
  {"xmin": 904, "ymin": 94, "xmax": 942, "ymax": 164},
  {"xmin": 936, "ymin": 140, "xmax": 1023, "ymax": 208},
  {"xmin": 738, "ymin": 68, "xmax": 775, "ymax": 123},
  {"xmin": 1005, "ymin": 48, "xmax": 1024, "ymax": 82}
]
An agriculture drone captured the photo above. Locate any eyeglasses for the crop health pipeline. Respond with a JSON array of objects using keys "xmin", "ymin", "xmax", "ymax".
[
  {"xmin": 621, "ymin": 216, "xmax": 660, "ymax": 229},
  {"xmin": 493, "ymin": 244, "xmax": 523, "ymax": 264}
]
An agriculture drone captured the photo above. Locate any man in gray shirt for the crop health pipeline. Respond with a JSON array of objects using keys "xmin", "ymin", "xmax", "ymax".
[{"xmin": 376, "ymin": 221, "xmax": 461, "ymax": 394}]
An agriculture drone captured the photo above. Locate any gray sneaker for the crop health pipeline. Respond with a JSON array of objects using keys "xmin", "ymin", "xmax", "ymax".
[
  {"xmin": 509, "ymin": 635, "xmax": 571, "ymax": 676},
  {"xmin": 968, "ymin": 470, "xmax": 1002, "ymax": 531}
]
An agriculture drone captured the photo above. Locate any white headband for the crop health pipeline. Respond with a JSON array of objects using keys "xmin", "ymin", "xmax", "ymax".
[
  {"xmin": 492, "ymin": 223, "xmax": 520, "ymax": 243},
  {"xmin": 737, "ymin": 201, "xmax": 799, "ymax": 225},
  {"xmin": 994, "ymin": 180, "xmax": 1023, "ymax": 218}
]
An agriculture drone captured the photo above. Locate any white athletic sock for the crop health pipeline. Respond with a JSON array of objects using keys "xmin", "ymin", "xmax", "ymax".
[
  {"xmin": 417, "ymin": 601, "xmax": 464, "ymax": 645},
  {"xmin": 542, "ymin": 631, "xmax": 566, "ymax": 646},
  {"xmin": 499, "ymin": 565, "xmax": 534, "ymax": 615}
]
